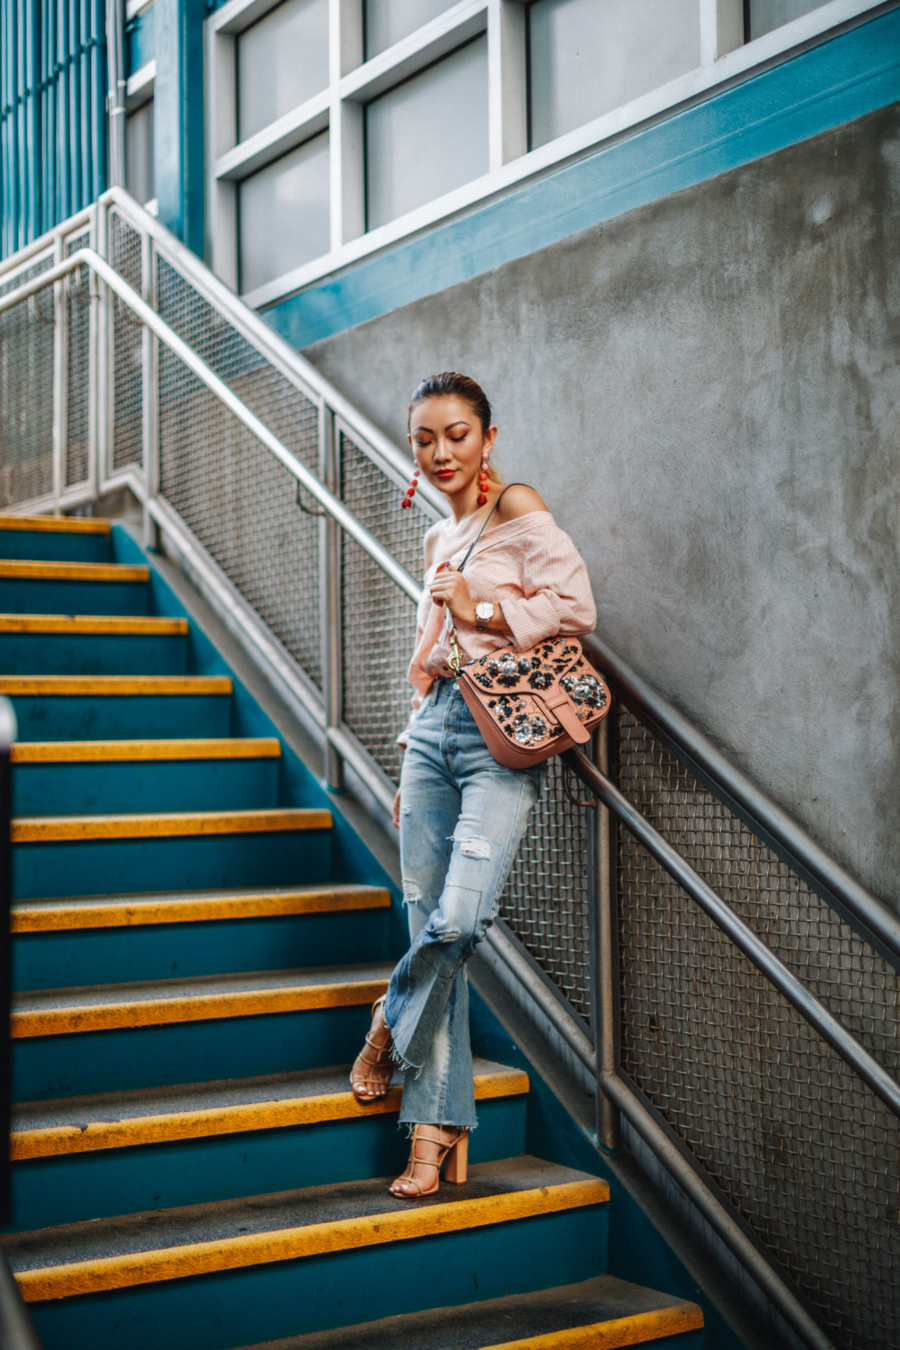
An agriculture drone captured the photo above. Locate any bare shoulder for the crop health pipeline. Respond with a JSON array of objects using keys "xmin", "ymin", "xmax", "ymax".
[
  {"xmin": 422, "ymin": 520, "xmax": 447, "ymax": 571},
  {"xmin": 495, "ymin": 484, "xmax": 548, "ymax": 522}
]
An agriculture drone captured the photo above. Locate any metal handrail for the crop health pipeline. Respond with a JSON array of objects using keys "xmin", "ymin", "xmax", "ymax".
[
  {"xmin": 0, "ymin": 250, "xmax": 423, "ymax": 606},
  {"xmin": 584, "ymin": 631, "xmax": 900, "ymax": 964},
  {"xmin": 0, "ymin": 1248, "xmax": 42, "ymax": 1350},
  {"xmin": 0, "ymin": 207, "xmax": 93, "ymax": 280},
  {"xmin": 100, "ymin": 189, "xmax": 449, "ymax": 521},
  {"xmin": 562, "ymin": 747, "xmax": 900, "ymax": 1120}
]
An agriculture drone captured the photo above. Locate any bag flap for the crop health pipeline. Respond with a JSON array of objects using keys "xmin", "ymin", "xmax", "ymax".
[{"xmin": 541, "ymin": 687, "xmax": 592, "ymax": 743}]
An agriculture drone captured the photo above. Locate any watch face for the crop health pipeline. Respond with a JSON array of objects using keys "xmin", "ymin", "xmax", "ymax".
[{"xmin": 476, "ymin": 602, "xmax": 493, "ymax": 620}]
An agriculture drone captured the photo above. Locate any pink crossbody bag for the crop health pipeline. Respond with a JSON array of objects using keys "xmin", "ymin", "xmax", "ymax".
[{"xmin": 444, "ymin": 487, "xmax": 610, "ymax": 771}]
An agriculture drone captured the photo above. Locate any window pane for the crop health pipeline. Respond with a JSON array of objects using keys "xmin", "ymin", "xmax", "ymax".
[
  {"xmin": 529, "ymin": 0, "xmax": 700, "ymax": 150},
  {"xmin": 125, "ymin": 101, "xmax": 155, "ymax": 206},
  {"xmin": 237, "ymin": 0, "xmax": 329, "ymax": 143},
  {"xmin": 748, "ymin": 0, "xmax": 826, "ymax": 39},
  {"xmin": 364, "ymin": 0, "xmax": 454, "ymax": 60},
  {"xmin": 239, "ymin": 131, "xmax": 330, "ymax": 292},
  {"xmin": 366, "ymin": 37, "xmax": 488, "ymax": 231}
]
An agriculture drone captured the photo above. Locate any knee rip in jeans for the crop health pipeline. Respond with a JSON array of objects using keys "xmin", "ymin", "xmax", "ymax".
[
  {"xmin": 401, "ymin": 878, "xmax": 423, "ymax": 906},
  {"xmin": 450, "ymin": 832, "xmax": 491, "ymax": 860}
]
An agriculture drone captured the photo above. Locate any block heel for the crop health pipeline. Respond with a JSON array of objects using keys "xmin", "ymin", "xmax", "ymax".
[
  {"xmin": 444, "ymin": 1128, "xmax": 468, "ymax": 1184},
  {"xmin": 389, "ymin": 1124, "xmax": 469, "ymax": 1198}
]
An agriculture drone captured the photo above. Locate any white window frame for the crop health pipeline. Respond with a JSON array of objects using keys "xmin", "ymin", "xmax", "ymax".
[{"xmin": 205, "ymin": 0, "xmax": 888, "ymax": 310}]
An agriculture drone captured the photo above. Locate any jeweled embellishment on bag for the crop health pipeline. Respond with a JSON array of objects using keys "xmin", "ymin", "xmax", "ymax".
[
  {"xmin": 461, "ymin": 635, "xmax": 609, "ymax": 762},
  {"xmin": 561, "ymin": 671, "xmax": 606, "ymax": 709}
]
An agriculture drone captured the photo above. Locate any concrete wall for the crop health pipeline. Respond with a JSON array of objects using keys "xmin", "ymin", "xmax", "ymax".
[{"xmin": 303, "ymin": 103, "xmax": 900, "ymax": 908}]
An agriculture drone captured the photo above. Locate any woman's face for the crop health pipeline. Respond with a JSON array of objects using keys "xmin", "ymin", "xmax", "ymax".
[{"xmin": 408, "ymin": 395, "xmax": 496, "ymax": 499}]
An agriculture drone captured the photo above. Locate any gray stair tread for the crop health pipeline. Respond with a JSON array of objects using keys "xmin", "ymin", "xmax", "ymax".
[
  {"xmin": 14, "ymin": 963, "xmax": 394, "ymax": 1012},
  {"xmin": 2, "ymin": 1156, "xmax": 602, "ymax": 1272},
  {"xmin": 13, "ymin": 1058, "xmax": 522, "ymax": 1131},
  {"xmin": 229, "ymin": 1276, "xmax": 702, "ymax": 1350}
]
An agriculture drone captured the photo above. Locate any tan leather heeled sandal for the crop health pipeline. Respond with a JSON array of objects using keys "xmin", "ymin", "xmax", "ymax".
[
  {"xmin": 349, "ymin": 996, "xmax": 394, "ymax": 1101},
  {"xmin": 389, "ymin": 1124, "xmax": 469, "ymax": 1199}
]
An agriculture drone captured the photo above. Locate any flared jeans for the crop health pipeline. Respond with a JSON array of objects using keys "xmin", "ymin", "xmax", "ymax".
[{"xmin": 385, "ymin": 677, "xmax": 545, "ymax": 1130}]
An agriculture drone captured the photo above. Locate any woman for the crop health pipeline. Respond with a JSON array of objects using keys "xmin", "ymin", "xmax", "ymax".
[{"xmin": 350, "ymin": 373, "xmax": 596, "ymax": 1199}]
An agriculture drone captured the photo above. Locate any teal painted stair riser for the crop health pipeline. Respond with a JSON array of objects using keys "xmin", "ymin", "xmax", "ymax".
[
  {"xmin": 0, "ymin": 632, "xmax": 189, "ymax": 676},
  {"xmin": 13, "ymin": 756, "xmax": 280, "ymax": 816},
  {"xmin": 105, "ymin": 527, "xmax": 407, "ymax": 904},
  {"xmin": 0, "ymin": 532, "xmax": 112, "ymax": 564},
  {"xmin": 0, "ymin": 579, "xmax": 151, "ymax": 616},
  {"xmin": 12, "ymin": 830, "xmax": 333, "ymax": 899},
  {"xmin": 5, "ymin": 1096, "xmax": 527, "ymax": 1231},
  {"xmin": 14, "ymin": 1006, "xmax": 378, "ymax": 1101},
  {"xmin": 13, "ymin": 910, "xmax": 392, "ymax": 989},
  {"xmin": 26, "ymin": 1206, "xmax": 610, "ymax": 1350},
  {"xmin": 8, "ymin": 692, "xmax": 233, "ymax": 742}
]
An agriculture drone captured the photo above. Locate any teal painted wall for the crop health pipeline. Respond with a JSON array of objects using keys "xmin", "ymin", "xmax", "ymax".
[
  {"xmin": 0, "ymin": 0, "xmax": 108, "ymax": 259},
  {"xmin": 154, "ymin": 0, "xmax": 207, "ymax": 258}
]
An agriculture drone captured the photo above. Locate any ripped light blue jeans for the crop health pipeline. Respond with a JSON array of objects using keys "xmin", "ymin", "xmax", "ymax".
[{"xmin": 385, "ymin": 678, "xmax": 545, "ymax": 1131}]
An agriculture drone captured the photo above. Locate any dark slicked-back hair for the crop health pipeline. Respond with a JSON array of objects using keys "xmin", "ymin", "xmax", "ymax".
[{"xmin": 408, "ymin": 372, "xmax": 492, "ymax": 434}]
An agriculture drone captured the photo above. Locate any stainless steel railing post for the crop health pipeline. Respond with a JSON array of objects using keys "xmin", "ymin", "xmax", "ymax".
[
  {"xmin": 96, "ymin": 203, "xmax": 111, "ymax": 499},
  {"xmin": 593, "ymin": 717, "xmax": 620, "ymax": 1151},
  {"xmin": 321, "ymin": 404, "xmax": 344, "ymax": 791},
  {"xmin": 87, "ymin": 260, "xmax": 102, "ymax": 506},
  {"xmin": 51, "ymin": 230, "xmax": 67, "ymax": 511},
  {"xmin": 142, "ymin": 232, "xmax": 160, "ymax": 549}
]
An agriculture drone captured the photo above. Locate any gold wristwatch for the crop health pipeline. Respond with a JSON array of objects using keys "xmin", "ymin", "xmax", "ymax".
[{"xmin": 475, "ymin": 601, "xmax": 494, "ymax": 631}]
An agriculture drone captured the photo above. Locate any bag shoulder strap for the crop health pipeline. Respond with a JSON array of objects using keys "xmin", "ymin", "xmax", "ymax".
[{"xmin": 456, "ymin": 482, "xmax": 526, "ymax": 575}]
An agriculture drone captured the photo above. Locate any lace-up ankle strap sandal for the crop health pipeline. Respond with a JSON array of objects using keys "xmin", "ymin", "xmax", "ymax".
[
  {"xmin": 389, "ymin": 1124, "xmax": 469, "ymax": 1199},
  {"xmin": 349, "ymin": 995, "xmax": 394, "ymax": 1102}
]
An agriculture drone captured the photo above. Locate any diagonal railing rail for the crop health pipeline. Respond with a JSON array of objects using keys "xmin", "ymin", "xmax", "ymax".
[{"xmin": 1, "ymin": 191, "xmax": 898, "ymax": 1350}]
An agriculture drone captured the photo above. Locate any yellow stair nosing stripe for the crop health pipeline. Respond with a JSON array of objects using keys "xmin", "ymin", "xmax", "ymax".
[
  {"xmin": 12, "ymin": 807, "xmax": 332, "ymax": 844},
  {"xmin": 14, "ymin": 1178, "xmax": 609, "ymax": 1301},
  {"xmin": 467, "ymin": 1304, "xmax": 705, "ymax": 1350},
  {"xmin": 0, "ymin": 514, "xmax": 110, "ymax": 535},
  {"xmin": 11, "ymin": 1070, "xmax": 530, "ymax": 1159},
  {"xmin": 11, "ymin": 737, "xmax": 281, "ymax": 765},
  {"xmin": 12, "ymin": 885, "xmax": 390, "ymax": 932},
  {"xmin": 0, "ymin": 615, "xmax": 188, "ymax": 635},
  {"xmin": 0, "ymin": 676, "xmax": 231, "ymax": 696},
  {"xmin": 0, "ymin": 560, "xmax": 147, "ymax": 581},
  {"xmin": 11, "ymin": 976, "xmax": 389, "ymax": 1038}
]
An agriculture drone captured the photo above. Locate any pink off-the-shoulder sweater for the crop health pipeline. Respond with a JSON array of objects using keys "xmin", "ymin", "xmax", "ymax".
[{"xmin": 399, "ymin": 510, "xmax": 596, "ymax": 745}]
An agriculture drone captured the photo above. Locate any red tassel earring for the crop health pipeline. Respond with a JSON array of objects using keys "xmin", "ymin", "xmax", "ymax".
[
  {"xmin": 401, "ymin": 466, "xmax": 419, "ymax": 509},
  {"xmin": 477, "ymin": 455, "xmax": 489, "ymax": 507}
]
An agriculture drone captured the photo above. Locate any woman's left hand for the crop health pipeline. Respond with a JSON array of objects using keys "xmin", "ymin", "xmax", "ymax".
[{"xmin": 429, "ymin": 565, "xmax": 475, "ymax": 624}]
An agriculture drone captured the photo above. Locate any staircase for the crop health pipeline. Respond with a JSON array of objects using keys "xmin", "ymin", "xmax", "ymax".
[{"xmin": 0, "ymin": 512, "xmax": 705, "ymax": 1350}]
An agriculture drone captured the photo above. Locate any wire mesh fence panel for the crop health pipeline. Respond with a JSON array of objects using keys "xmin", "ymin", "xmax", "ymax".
[
  {"xmin": 65, "ymin": 232, "xmax": 92, "ymax": 486},
  {"xmin": 108, "ymin": 211, "xmax": 144, "ymax": 473},
  {"xmin": 0, "ymin": 256, "xmax": 56, "ymax": 506},
  {"xmin": 339, "ymin": 432, "xmax": 428, "ymax": 785},
  {"xmin": 157, "ymin": 348, "xmax": 323, "ymax": 687},
  {"xmin": 154, "ymin": 255, "xmax": 320, "ymax": 473},
  {"xmin": 500, "ymin": 755, "xmax": 593, "ymax": 1024},
  {"xmin": 614, "ymin": 706, "xmax": 900, "ymax": 1350}
]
